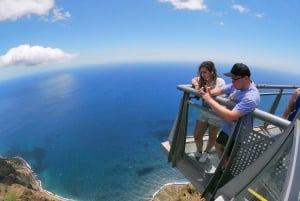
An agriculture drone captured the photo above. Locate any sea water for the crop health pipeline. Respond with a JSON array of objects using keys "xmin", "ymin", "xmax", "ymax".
[{"xmin": 0, "ymin": 62, "xmax": 298, "ymax": 201}]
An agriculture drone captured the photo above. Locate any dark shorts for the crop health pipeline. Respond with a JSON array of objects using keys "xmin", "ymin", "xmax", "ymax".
[
  {"xmin": 217, "ymin": 130, "xmax": 235, "ymax": 157},
  {"xmin": 216, "ymin": 130, "xmax": 229, "ymax": 146}
]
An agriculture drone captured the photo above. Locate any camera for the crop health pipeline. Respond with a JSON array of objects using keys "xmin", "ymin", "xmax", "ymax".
[{"xmin": 203, "ymin": 80, "xmax": 207, "ymax": 92}]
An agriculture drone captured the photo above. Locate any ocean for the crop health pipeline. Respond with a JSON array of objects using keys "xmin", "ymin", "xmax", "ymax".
[{"xmin": 0, "ymin": 62, "xmax": 298, "ymax": 201}]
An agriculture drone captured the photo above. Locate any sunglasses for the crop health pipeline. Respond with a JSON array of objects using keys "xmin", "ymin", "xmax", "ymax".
[{"xmin": 232, "ymin": 76, "xmax": 244, "ymax": 81}]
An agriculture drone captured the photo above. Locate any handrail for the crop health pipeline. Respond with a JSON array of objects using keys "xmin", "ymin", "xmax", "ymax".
[
  {"xmin": 177, "ymin": 84, "xmax": 291, "ymax": 129},
  {"xmin": 255, "ymin": 84, "xmax": 300, "ymax": 89}
]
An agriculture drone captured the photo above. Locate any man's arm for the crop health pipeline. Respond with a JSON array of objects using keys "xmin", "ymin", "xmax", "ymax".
[
  {"xmin": 208, "ymin": 87, "xmax": 223, "ymax": 97},
  {"xmin": 283, "ymin": 90, "xmax": 297, "ymax": 119},
  {"xmin": 200, "ymin": 87, "xmax": 244, "ymax": 122}
]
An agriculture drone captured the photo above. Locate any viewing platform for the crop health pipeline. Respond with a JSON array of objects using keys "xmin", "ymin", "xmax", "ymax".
[{"xmin": 161, "ymin": 84, "xmax": 300, "ymax": 201}]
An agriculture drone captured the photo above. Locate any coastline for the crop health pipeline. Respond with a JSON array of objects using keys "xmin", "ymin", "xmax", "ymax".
[
  {"xmin": 2, "ymin": 155, "xmax": 203, "ymax": 201},
  {"xmin": 0, "ymin": 156, "xmax": 74, "ymax": 201},
  {"xmin": 16, "ymin": 156, "xmax": 75, "ymax": 201},
  {"xmin": 2, "ymin": 155, "xmax": 196, "ymax": 201},
  {"xmin": 151, "ymin": 181, "xmax": 204, "ymax": 201},
  {"xmin": 151, "ymin": 181, "xmax": 189, "ymax": 199}
]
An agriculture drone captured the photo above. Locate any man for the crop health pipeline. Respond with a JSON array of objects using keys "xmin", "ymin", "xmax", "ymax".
[{"xmin": 199, "ymin": 63, "xmax": 260, "ymax": 159}]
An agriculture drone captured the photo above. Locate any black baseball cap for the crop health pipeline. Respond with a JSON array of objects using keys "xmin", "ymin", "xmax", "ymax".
[{"xmin": 224, "ymin": 63, "xmax": 251, "ymax": 77}]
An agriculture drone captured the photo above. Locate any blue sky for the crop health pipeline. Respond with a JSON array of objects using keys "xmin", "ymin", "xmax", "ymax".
[{"xmin": 0, "ymin": 0, "xmax": 299, "ymax": 80}]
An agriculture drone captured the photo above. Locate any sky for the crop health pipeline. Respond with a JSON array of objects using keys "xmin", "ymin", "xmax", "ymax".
[{"xmin": 0, "ymin": 0, "xmax": 299, "ymax": 81}]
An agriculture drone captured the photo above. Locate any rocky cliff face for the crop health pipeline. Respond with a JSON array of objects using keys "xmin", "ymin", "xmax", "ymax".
[{"xmin": 0, "ymin": 157, "xmax": 67, "ymax": 201}]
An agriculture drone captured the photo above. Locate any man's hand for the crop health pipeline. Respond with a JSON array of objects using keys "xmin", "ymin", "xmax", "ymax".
[{"xmin": 199, "ymin": 87, "xmax": 212, "ymax": 103}]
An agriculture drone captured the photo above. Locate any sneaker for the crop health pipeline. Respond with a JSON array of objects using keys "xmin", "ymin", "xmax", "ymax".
[
  {"xmin": 188, "ymin": 151, "xmax": 202, "ymax": 158},
  {"xmin": 199, "ymin": 152, "xmax": 208, "ymax": 162},
  {"xmin": 205, "ymin": 166, "xmax": 216, "ymax": 174}
]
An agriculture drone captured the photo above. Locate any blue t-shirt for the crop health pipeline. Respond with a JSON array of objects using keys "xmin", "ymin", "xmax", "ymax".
[{"xmin": 221, "ymin": 81, "xmax": 260, "ymax": 135}]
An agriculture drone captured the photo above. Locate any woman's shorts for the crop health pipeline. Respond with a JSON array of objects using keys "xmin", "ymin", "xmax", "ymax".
[{"xmin": 198, "ymin": 109, "xmax": 222, "ymax": 127}]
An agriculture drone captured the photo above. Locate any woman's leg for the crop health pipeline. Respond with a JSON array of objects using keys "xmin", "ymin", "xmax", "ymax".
[
  {"xmin": 205, "ymin": 124, "xmax": 219, "ymax": 152},
  {"xmin": 194, "ymin": 120, "xmax": 208, "ymax": 153}
]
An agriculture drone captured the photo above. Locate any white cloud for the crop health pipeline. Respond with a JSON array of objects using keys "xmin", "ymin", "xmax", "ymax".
[
  {"xmin": 232, "ymin": 4, "xmax": 249, "ymax": 13},
  {"xmin": 0, "ymin": 44, "xmax": 77, "ymax": 67},
  {"xmin": 0, "ymin": 0, "xmax": 54, "ymax": 21},
  {"xmin": 0, "ymin": 0, "xmax": 70, "ymax": 22},
  {"xmin": 254, "ymin": 13, "xmax": 264, "ymax": 18},
  {"xmin": 158, "ymin": 0, "xmax": 207, "ymax": 10},
  {"xmin": 51, "ymin": 7, "xmax": 71, "ymax": 22},
  {"xmin": 217, "ymin": 22, "xmax": 224, "ymax": 26}
]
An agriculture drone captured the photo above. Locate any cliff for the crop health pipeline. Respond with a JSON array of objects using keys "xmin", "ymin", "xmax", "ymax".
[
  {"xmin": 152, "ymin": 183, "xmax": 206, "ymax": 201},
  {"xmin": 0, "ymin": 156, "xmax": 67, "ymax": 201}
]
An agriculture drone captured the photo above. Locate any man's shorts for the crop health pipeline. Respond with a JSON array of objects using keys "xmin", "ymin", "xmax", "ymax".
[
  {"xmin": 198, "ymin": 109, "xmax": 222, "ymax": 127},
  {"xmin": 216, "ymin": 130, "xmax": 235, "ymax": 156},
  {"xmin": 216, "ymin": 130, "xmax": 229, "ymax": 146}
]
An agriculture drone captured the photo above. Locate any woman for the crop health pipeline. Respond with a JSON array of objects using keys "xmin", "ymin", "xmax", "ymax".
[{"xmin": 189, "ymin": 61, "xmax": 226, "ymax": 162}]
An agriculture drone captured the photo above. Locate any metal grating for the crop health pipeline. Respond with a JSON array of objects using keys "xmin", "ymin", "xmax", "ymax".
[{"xmin": 228, "ymin": 127, "xmax": 276, "ymax": 177}]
